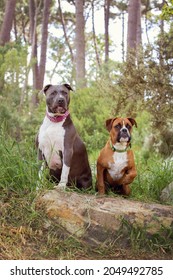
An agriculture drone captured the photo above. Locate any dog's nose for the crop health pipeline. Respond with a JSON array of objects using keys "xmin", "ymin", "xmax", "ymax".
[
  {"xmin": 58, "ymin": 98, "xmax": 64, "ymax": 106},
  {"xmin": 122, "ymin": 128, "xmax": 128, "ymax": 133}
]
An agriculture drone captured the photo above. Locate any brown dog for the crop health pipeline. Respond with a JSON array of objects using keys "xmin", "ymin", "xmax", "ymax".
[{"xmin": 96, "ymin": 117, "xmax": 137, "ymax": 195}]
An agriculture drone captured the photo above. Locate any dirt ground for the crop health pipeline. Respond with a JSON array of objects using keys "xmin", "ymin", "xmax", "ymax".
[{"xmin": 1, "ymin": 222, "xmax": 173, "ymax": 260}]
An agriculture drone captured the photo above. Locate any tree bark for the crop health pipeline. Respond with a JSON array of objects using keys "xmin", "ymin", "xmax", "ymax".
[
  {"xmin": 104, "ymin": 0, "xmax": 111, "ymax": 63},
  {"xmin": 136, "ymin": 0, "xmax": 142, "ymax": 46},
  {"xmin": 91, "ymin": 0, "xmax": 101, "ymax": 68},
  {"xmin": 127, "ymin": 0, "xmax": 142, "ymax": 62},
  {"xmin": 0, "ymin": 0, "xmax": 17, "ymax": 45},
  {"xmin": 121, "ymin": 11, "xmax": 125, "ymax": 62},
  {"xmin": 38, "ymin": 0, "xmax": 52, "ymax": 89},
  {"xmin": 58, "ymin": 0, "xmax": 74, "ymax": 63},
  {"xmin": 29, "ymin": 0, "xmax": 51, "ymax": 107},
  {"xmin": 75, "ymin": 0, "xmax": 86, "ymax": 88},
  {"xmin": 29, "ymin": 0, "xmax": 35, "ymax": 44},
  {"xmin": 29, "ymin": 0, "xmax": 39, "ymax": 106}
]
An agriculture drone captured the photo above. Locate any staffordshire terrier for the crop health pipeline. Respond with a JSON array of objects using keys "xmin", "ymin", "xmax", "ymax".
[
  {"xmin": 36, "ymin": 84, "xmax": 92, "ymax": 190},
  {"xmin": 96, "ymin": 117, "xmax": 137, "ymax": 195}
]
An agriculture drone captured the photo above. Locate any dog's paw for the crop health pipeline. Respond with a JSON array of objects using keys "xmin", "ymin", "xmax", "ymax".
[{"xmin": 54, "ymin": 182, "xmax": 66, "ymax": 191}]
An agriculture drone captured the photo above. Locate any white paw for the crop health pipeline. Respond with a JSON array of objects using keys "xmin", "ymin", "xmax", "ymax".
[{"xmin": 54, "ymin": 182, "xmax": 66, "ymax": 191}]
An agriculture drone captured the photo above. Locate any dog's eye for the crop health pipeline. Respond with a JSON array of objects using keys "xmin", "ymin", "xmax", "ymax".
[
  {"xmin": 126, "ymin": 124, "xmax": 131, "ymax": 130},
  {"xmin": 114, "ymin": 124, "xmax": 121, "ymax": 129},
  {"xmin": 51, "ymin": 91, "xmax": 57, "ymax": 96},
  {"xmin": 59, "ymin": 90, "xmax": 67, "ymax": 95}
]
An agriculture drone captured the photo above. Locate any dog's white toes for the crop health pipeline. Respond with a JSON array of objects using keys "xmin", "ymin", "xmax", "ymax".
[{"xmin": 54, "ymin": 183, "xmax": 66, "ymax": 191}]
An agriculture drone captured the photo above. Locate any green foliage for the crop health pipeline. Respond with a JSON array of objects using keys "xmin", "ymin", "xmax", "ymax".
[
  {"xmin": 162, "ymin": 0, "xmax": 173, "ymax": 20},
  {"xmin": 131, "ymin": 154, "xmax": 173, "ymax": 203},
  {"xmin": 0, "ymin": 43, "xmax": 28, "ymax": 89},
  {"xmin": 0, "ymin": 128, "xmax": 38, "ymax": 194},
  {"xmin": 70, "ymin": 87, "xmax": 110, "ymax": 153}
]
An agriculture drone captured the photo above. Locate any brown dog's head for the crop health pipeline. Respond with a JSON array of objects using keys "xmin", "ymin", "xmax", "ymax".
[
  {"xmin": 106, "ymin": 117, "xmax": 137, "ymax": 145},
  {"xmin": 43, "ymin": 84, "xmax": 73, "ymax": 115}
]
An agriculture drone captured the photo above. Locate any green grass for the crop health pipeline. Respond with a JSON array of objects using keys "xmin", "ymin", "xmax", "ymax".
[
  {"xmin": 131, "ymin": 151, "xmax": 173, "ymax": 203},
  {"xmin": 120, "ymin": 218, "xmax": 173, "ymax": 253},
  {"xmin": 0, "ymin": 133, "xmax": 37, "ymax": 192}
]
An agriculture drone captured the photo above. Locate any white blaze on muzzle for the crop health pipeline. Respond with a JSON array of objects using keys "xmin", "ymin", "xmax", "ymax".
[{"xmin": 119, "ymin": 120, "xmax": 131, "ymax": 142}]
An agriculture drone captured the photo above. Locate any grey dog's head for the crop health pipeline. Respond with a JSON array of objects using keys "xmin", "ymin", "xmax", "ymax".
[{"xmin": 43, "ymin": 84, "xmax": 73, "ymax": 115}]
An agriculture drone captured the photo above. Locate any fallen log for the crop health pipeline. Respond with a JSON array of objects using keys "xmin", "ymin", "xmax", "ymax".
[{"xmin": 36, "ymin": 190, "xmax": 173, "ymax": 245}]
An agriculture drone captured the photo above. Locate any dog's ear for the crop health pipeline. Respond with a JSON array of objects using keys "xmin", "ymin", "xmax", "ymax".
[
  {"xmin": 106, "ymin": 118, "xmax": 118, "ymax": 132},
  {"xmin": 63, "ymin": 84, "xmax": 73, "ymax": 91},
  {"xmin": 127, "ymin": 118, "xmax": 137, "ymax": 128},
  {"xmin": 43, "ymin": 84, "xmax": 52, "ymax": 94}
]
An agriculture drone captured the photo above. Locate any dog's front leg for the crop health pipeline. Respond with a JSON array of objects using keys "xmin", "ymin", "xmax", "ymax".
[
  {"xmin": 58, "ymin": 164, "xmax": 70, "ymax": 189},
  {"xmin": 120, "ymin": 167, "xmax": 137, "ymax": 196},
  {"xmin": 56, "ymin": 148, "xmax": 73, "ymax": 190},
  {"xmin": 122, "ymin": 167, "xmax": 137, "ymax": 185},
  {"xmin": 96, "ymin": 162, "xmax": 106, "ymax": 195}
]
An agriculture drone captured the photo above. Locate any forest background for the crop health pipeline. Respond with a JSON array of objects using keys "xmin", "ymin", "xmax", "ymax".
[{"xmin": 0, "ymin": 0, "xmax": 173, "ymax": 259}]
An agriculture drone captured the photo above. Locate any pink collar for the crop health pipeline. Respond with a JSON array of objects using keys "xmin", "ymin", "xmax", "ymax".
[{"xmin": 46, "ymin": 110, "xmax": 70, "ymax": 123}]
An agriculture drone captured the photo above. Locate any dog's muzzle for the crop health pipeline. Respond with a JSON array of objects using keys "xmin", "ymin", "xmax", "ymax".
[
  {"xmin": 51, "ymin": 98, "xmax": 67, "ymax": 115},
  {"xmin": 118, "ymin": 128, "xmax": 131, "ymax": 142}
]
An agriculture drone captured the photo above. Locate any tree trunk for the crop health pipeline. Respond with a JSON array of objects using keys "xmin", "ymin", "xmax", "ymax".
[
  {"xmin": 75, "ymin": 0, "xmax": 86, "ymax": 88},
  {"xmin": 29, "ymin": 0, "xmax": 51, "ymax": 107},
  {"xmin": 159, "ymin": 0, "xmax": 165, "ymax": 68},
  {"xmin": 38, "ymin": 0, "xmax": 52, "ymax": 90},
  {"xmin": 29, "ymin": 0, "xmax": 39, "ymax": 91},
  {"xmin": 127, "ymin": 0, "xmax": 142, "ymax": 62},
  {"xmin": 0, "ymin": 0, "xmax": 16, "ymax": 91},
  {"xmin": 136, "ymin": 0, "xmax": 142, "ymax": 46},
  {"xmin": 29, "ymin": 0, "xmax": 35, "ymax": 44},
  {"xmin": 121, "ymin": 11, "xmax": 125, "ymax": 62},
  {"xmin": 0, "ymin": 0, "xmax": 17, "ymax": 45},
  {"xmin": 104, "ymin": 0, "xmax": 111, "ymax": 63},
  {"xmin": 91, "ymin": 0, "xmax": 101, "ymax": 69},
  {"xmin": 58, "ymin": 0, "xmax": 74, "ymax": 63},
  {"xmin": 29, "ymin": 0, "xmax": 39, "ymax": 106}
]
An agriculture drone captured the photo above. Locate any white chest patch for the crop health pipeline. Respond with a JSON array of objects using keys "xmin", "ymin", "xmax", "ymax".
[
  {"xmin": 38, "ymin": 117, "xmax": 65, "ymax": 170},
  {"xmin": 108, "ymin": 152, "xmax": 128, "ymax": 180}
]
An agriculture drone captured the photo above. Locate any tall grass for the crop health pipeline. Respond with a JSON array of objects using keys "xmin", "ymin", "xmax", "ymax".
[
  {"xmin": 0, "ymin": 130, "xmax": 38, "ymax": 194},
  {"xmin": 131, "ymin": 152, "xmax": 173, "ymax": 203}
]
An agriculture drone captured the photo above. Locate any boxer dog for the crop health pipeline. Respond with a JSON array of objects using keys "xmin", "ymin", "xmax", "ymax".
[
  {"xmin": 36, "ymin": 84, "xmax": 92, "ymax": 190},
  {"xmin": 96, "ymin": 117, "xmax": 137, "ymax": 195}
]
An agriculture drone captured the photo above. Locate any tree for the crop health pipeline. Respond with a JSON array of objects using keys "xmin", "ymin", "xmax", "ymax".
[
  {"xmin": 75, "ymin": 0, "xmax": 86, "ymax": 88},
  {"xmin": 127, "ymin": 0, "xmax": 142, "ymax": 62},
  {"xmin": 29, "ymin": 0, "xmax": 39, "ymax": 100},
  {"xmin": 104, "ymin": 0, "xmax": 111, "ymax": 63},
  {"xmin": 0, "ymin": 0, "xmax": 17, "ymax": 91},
  {"xmin": 29, "ymin": 0, "xmax": 52, "ymax": 107},
  {"xmin": 58, "ymin": 0, "xmax": 74, "ymax": 63},
  {"xmin": 38, "ymin": 0, "xmax": 52, "ymax": 89},
  {"xmin": 0, "ymin": 0, "xmax": 17, "ymax": 45},
  {"xmin": 91, "ymin": 0, "xmax": 101, "ymax": 68}
]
